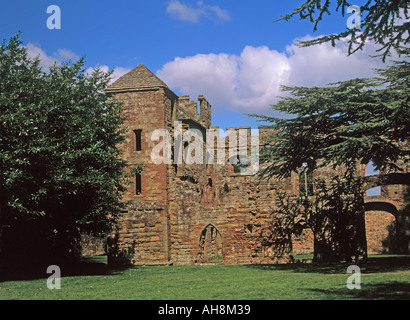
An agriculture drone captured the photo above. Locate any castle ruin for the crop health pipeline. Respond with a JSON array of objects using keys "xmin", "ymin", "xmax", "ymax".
[{"xmin": 103, "ymin": 64, "xmax": 410, "ymax": 265}]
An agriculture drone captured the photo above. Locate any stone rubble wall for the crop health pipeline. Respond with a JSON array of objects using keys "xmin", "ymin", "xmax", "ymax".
[{"xmin": 102, "ymin": 67, "xmax": 410, "ymax": 265}]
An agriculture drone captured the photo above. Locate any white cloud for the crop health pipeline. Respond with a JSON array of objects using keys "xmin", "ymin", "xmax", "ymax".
[
  {"xmin": 232, "ymin": 46, "xmax": 291, "ymax": 111},
  {"xmin": 158, "ymin": 53, "xmax": 238, "ymax": 107},
  {"xmin": 54, "ymin": 48, "xmax": 80, "ymax": 61},
  {"xmin": 157, "ymin": 36, "xmax": 392, "ymax": 114},
  {"xmin": 166, "ymin": 0, "xmax": 230, "ymax": 23},
  {"xmin": 110, "ymin": 66, "xmax": 132, "ymax": 83},
  {"xmin": 85, "ymin": 65, "xmax": 132, "ymax": 84},
  {"xmin": 25, "ymin": 43, "xmax": 79, "ymax": 69},
  {"xmin": 25, "ymin": 43, "xmax": 58, "ymax": 69},
  {"xmin": 24, "ymin": 43, "xmax": 130, "ymax": 84},
  {"xmin": 284, "ymin": 35, "xmax": 387, "ymax": 87}
]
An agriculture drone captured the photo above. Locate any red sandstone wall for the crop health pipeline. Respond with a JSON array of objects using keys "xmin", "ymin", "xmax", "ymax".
[
  {"xmin": 365, "ymin": 210, "xmax": 397, "ymax": 254},
  {"xmin": 110, "ymin": 88, "xmax": 172, "ymax": 265},
  {"xmin": 107, "ymin": 77, "xmax": 409, "ymax": 266}
]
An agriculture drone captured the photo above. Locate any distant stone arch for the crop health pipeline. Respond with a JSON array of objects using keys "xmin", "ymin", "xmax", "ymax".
[
  {"xmin": 362, "ymin": 172, "xmax": 410, "ymax": 191},
  {"xmin": 364, "ymin": 199, "xmax": 398, "ymax": 216},
  {"xmin": 198, "ymin": 224, "xmax": 223, "ymax": 263},
  {"xmin": 364, "ymin": 200, "xmax": 398, "ymax": 254}
]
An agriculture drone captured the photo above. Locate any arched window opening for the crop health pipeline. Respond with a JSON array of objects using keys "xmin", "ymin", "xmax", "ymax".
[
  {"xmin": 229, "ymin": 155, "xmax": 250, "ymax": 174},
  {"xmin": 364, "ymin": 202, "xmax": 398, "ymax": 254},
  {"xmin": 365, "ymin": 161, "xmax": 381, "ymax": 196},
  {"xmin": 198, "ymin": 224, "xmax": 223, "ymax": 263},
  {"xmin": 298, "ymin": 164, "xmax": 313, "ymax": 197}
]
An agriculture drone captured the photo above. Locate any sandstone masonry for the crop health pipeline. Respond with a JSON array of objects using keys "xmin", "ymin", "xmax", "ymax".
[{"xmin": 103, "ymin": 64, "xmax": 410, "ymax": 265}]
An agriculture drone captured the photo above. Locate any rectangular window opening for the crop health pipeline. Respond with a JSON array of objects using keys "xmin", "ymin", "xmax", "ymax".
[
  {"xmin": 134, "ymin": 129, "xmax": 142, "ymax": 151},
  {"xmin": 136, "ymin": 173, "xmax": 142, "ymax": 195},
  {"xmin": 298, "ymin": 168, "xmax": 314, "ymax": 197}
]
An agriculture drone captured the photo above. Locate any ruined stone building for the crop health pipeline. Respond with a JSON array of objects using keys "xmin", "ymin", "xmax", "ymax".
[{"xmin": 103, "ymin": 64, "xmax": 410, "ymax": 265}]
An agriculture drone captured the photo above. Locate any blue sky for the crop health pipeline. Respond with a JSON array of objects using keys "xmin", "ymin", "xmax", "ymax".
[{"xmin": 0, "ymin": 0, "xmax": 391, "ymax": 130}]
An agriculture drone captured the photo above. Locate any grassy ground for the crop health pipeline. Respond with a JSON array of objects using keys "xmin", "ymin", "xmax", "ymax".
[{"xmin": 0, "ymin": 255, "xmax": 409, "ymax": 300}]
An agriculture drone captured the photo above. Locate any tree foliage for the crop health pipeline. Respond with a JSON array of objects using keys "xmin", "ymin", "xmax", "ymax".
[
  {"xmin": 252, "ymin": 58, "xmax": 409, "ymax": 179},
  {"xmin": 252, "ymin": 59, "xmax": 409, "ymax": 261},
  {"xmin": 277, "ymin": 0, "xmax": 409, "ymax": 61},
  {"xmin": 261, "ymin": 1, "xmax": 410, "ymax": 262},
  {"xmin": 266, "ymin": 175, "xmax": 367, "ymax": 262},
  {"xmin": 0, "ymin": 34, "xmax": 139, "ymax": 262}
]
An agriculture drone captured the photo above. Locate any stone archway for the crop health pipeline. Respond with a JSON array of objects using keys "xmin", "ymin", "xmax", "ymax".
[
  {"xmin": 198, "ymin": 224, "xmax": 223, "ymax": 263},
  {"xmin": 364, "ymin": 199, "xmax": 398, "ymax": 254},
  {"xmin": 361, "ymin": 169, "xmax": 410, "ymax": 254}
]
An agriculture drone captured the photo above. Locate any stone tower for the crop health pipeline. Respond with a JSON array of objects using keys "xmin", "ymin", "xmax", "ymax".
[{"xmin": 105, "ymin": 64, "xmax": 177, "ymax": 264}]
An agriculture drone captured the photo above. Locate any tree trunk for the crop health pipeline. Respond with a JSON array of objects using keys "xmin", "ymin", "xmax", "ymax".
[{"xmin": 313, "ymin": 199, "xmax": 367, "ymax": 263}]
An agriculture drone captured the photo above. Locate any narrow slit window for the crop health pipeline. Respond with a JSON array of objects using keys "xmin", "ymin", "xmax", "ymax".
[
  {"xmin": 298, "ymin": 166, "xmax": 314, "ymax": 197},
  {"xmin": 134, "ymin": 129, "xmax": 142, "ymax": 151},
  {"xmin": 136, "ymin": 173, "xmax": 142, "ymax": 195}
]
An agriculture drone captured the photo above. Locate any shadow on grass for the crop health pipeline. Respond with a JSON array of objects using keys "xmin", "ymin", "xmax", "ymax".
[
  {"xmin": 245, "ymin": 255, "xmax": 410, "ymax": 275},
  {"xmin": 0, "ymin": 255, "xmax": 131, "ymax": 282},
  {"xmin": 308, "ymin": 282, "xmax": 410, "ymax": 300},
  {"xmin": 2, "ymin": 254, "xmax": 409, "ymax": 282}
]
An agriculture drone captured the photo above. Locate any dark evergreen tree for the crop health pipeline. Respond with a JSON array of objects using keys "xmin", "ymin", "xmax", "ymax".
[
  {"xmin": 252, "ymin": 59, "xmax": 409, "ymax": 262},
  {"xmin": 277, "ymin": 0, "xmax": 409, "ymax": 61}
]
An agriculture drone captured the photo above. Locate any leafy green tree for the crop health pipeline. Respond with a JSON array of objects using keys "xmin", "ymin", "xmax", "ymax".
[
  {"xmin": 277, "ymin": 0, "xmax": 409, "ymax": 61},
  {"xmin": 0, "ymin": 34, "xmax": 139, "ymax": 269}
]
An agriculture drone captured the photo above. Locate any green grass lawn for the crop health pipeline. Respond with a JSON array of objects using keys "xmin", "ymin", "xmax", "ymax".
[{"xmin": 0, "ymin": 255, "xmax": 409, "ymax": 300}]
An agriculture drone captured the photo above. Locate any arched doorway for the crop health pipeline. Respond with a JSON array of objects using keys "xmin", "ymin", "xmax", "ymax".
[
  {"xmin": 198, "ymin": 224, "xmax": 223, "ymax": 263},
  {"xmin": 364, "ymin": 201, "xmax": 398, "ymax": 254}
]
